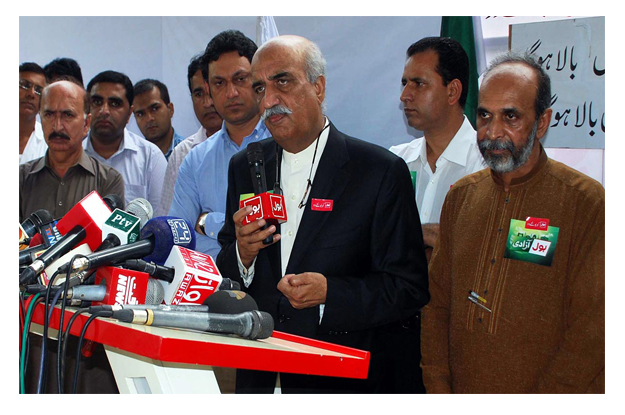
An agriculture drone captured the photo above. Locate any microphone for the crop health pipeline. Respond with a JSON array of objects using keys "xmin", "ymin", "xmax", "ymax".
[
  {"xmin": 102, "ymin": 209, "xmax": 141, "ymax": 245},
  {"xmin": 57, "ymin": 216, "xmax": 196, "ymax": 275},
  {"xmin": 246, "ymin": 142, "xmax": 268, "ymax": 196},
  {"xmin": 103, "ymin": 194, "xmax": 124, "ymax": 211},
  {"xmin": 89, "ymin": 287, "xmax": 251, "ymax": 314},
  {"xmin": 160, "ymin": 246, "xmax": 224, "ymax": 305},
  {"xmin": 64, "ymin": 268, "xmax": 164, "ymax": 306},
  {"xmin": 19, "ymin": 191, "xmax": 111, "ymax": 285},
  {"xmin": 111, "ymin": 308, "xmax": 274, "ymax": 340},
  {"xmin": 89, "ymin": 303, "xmax": 210, "ymax": 313},
  {"xmin": 39, "ymin": 243, "xmax": 93, "ymax": 286},
  {"xmin": 20, "ymin": 209, "xmax": 54, "ymax": 245},
  {"xmin": 125, "ymin": 198, "xmax": 153, "ymax": 228},
  {"xmin": 203, "ymin": 289, "xmax": 257, "ymax": 313},
  {"xmin": 246, "ymin": 142, "xmax": 286, "ymax": 245}
]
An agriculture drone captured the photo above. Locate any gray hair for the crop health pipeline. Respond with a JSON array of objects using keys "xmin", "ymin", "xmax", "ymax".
[
  {"xmin": 302, "ymin": 41, "xmax": 326, "ymax": 84},
  {"xmin": 483, "ymin": 50, "xmax": 551, "ymax": 119},
  {"xmin": 302, "ymin": 41, "xmax": 327, "ymax": 111}
]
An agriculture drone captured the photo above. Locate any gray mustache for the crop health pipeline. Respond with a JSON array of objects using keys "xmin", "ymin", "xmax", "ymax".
[{"xmin": 261, "ymin": 105, "xmax": 292, "ymax": 121}]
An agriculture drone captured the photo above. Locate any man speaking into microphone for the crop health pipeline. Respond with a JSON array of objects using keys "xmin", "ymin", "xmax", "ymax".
[{"xmin": 217, "ymin": 35, "xmax": 429, "ymax": 394}]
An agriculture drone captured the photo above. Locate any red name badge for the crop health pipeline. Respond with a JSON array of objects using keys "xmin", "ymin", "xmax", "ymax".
[
  {"xmin": 311, "ymin": 198, "xmax": 333, "ymax": 211},
  {"xmin": 525, "ymin": 217, "xmax": 549, "ymax": 231}
]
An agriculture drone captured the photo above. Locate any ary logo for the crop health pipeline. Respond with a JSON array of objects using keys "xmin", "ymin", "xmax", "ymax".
[{"xmin": 529, "ymin": 239, "xmax": 551, "ymax": 257}]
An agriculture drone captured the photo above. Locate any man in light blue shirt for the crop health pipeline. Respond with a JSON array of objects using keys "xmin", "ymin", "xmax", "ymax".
[
  {"xmin": 169, "ymin": 30, "xmax": 270, "ymax": 259},
  {"xmin": 83, "ymin": 70, "xmax": 167, "ymax": 209}
]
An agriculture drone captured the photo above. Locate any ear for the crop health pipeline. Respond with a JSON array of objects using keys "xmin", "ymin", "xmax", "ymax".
[
  {"xmin": 314, "ymin": 75, "xmax": 326, "ymax": 105},
  {"xmin": 536, "ymin": 108, "xmax": 552, "ymax": 140},
  {"xmin": 168, "ymin": 102, "xmax": 174, "ymax": 118},
  {"xmin": 83, "ymin": 113, "xmax": 91, "ymax": 137},
  {"xmin": 447, "ymin": 79, "xmax": 462, "ymax": 106},
  {"xmin": 126, "ymin": 105, "xmax": 133, "ymax": 125}
]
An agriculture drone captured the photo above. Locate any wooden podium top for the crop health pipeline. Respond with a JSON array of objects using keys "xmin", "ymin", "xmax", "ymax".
[{"xmin": 31, "ymin": 304, "xmax": 370, "ymax": 379}]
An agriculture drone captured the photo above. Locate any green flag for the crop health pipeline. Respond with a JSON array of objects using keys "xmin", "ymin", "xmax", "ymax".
[{"xmin": 441, "ymin": 16, "xmax": 480, "ymax": 129}]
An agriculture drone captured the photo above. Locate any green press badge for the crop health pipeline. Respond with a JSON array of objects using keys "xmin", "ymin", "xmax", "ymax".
[{"xmin": 504, "ymin": 217, "xmax": 559, "ymax": 266}]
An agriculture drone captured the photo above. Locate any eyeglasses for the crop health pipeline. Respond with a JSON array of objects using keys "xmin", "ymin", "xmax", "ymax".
[{"xmin": 19, "ymin": 79, "xmax": 44, "ymax": 96}]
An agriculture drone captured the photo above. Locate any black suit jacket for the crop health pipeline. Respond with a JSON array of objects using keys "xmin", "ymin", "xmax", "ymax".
[{"xmin": 217, "ymin": 123, "xmax": 429, "ymax": 393}]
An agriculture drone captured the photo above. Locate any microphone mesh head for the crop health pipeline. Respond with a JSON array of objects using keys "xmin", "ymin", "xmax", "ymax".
[
  {"xmin": 126, "ymin": 198, "xmax": 153, "ymax": 228},
  {"xmin": 250, "ymin": 310, "xmax": 274, "ymax": 340},
  {"xmin": 146, "ymin": 278, "xmax": 165, "ymax": 304},
  {"xmin": 32, "ymin": 209, "xmax": 54, "ymax": 226},
  {"xmin": 203, "ymin": 290, "xmax": 258, "ymax": 314}
]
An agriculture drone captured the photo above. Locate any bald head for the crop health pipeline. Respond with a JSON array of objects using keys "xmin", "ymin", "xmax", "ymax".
[
  {"xmin": 255, "ymin": 35, "xmax": 326, "ymax": 85},
  {"xmin": 40, "ymin": 80, "xmax": 91, "ymax": 157},
  {"xmin": 41, "ymin": 80, "xmax": 90, "ymax": 116},
  {"xmin": 481, "ymin": 51, "xmax": 551, "ymax": 119},
  {"xmin": 251, "ymin": 35, "xmax": 327, "ymax": 153}
]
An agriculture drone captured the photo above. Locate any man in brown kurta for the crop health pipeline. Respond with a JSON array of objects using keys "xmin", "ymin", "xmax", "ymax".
[
  {"xmin": 19, "ymin": 79, "xmax": 124, "ymax": 222},
  {"xmin": 421, "ymin": 52, "xmax": 605, "ymax": 393},
  {"xmin": 20, "ymin": 79, "xmax": 124, "ymax": 394}
]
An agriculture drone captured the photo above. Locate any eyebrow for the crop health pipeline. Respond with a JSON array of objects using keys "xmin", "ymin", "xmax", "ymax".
[{"xmin": 268, "ymin": 71, "xmax": 290, "ymax": 81}]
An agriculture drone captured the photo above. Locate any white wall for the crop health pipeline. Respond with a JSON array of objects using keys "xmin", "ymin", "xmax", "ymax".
[{"xmin": 19, "ymin": 16, "xmax": 440, "ymax": 150}]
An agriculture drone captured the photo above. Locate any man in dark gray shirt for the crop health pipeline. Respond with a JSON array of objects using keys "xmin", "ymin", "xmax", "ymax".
[{"xmin": 19, "ymin": 79, "xmax": 124, "ymax": 222}]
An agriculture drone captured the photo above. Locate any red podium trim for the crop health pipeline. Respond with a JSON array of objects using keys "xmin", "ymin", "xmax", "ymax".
[{"xmin": 31, "ymin": 305, "xmax": 370, "ymax": 380}]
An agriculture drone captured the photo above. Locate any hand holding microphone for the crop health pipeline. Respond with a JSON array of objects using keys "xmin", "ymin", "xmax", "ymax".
[{"xmin": 233, "ymin": 206, "xmax": 281, "ymax": 269}]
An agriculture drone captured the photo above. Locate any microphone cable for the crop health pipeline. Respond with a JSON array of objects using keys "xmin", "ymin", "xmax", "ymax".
[
  {"xmin": 19, "ymin": 292, "xmax": 43, "ymax": 394},
  {"xmin": 59, "ymin": 306, "xmax": 89, "ymax": 393},
  {"xmin": 37, "ymin": 267, "xmax": 64, "ymax": 394},
  {"xmin": 57, "ymin": 254, "xmax": 89, "ymax": 393},
  {"xmin": 71, "ymin": 310, "xmax": 112, "ymax": 394},
  {"xmin": 37, "ymin": 254, "xmax": 89, "ymax": 394}
]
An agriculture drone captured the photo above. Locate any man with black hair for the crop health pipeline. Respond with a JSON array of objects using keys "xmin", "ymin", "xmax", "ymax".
[
  {"xmin": 83, "ymin": 70, "xmax": 167, "ymax": 208},
  {"xmin": 390, "ymin": 37, "xmax": 484, "ymax": 260},
  {"xmin": 43, "ymin": 57, "xmax": 84, "ymax": 86},
  {"xmin": 19, "ymin": 62, "xmax": 48, "ymax": 164},
  {"xmin": 156, "ymin": 54, "xmax": 223, "ymax": 216},
  {"xmin": 133, "ymin": 78, "xmax": 184, "ymax": 159},
  {"xmin": 169, "ymin": 30, "xmax": 270, "ymax": 257}
]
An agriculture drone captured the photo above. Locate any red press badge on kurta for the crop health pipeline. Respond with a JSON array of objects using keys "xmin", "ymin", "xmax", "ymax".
[
  {"xmin": 311, "ymin": 199, "xmax": 333, "ymax": 211},
  {"xmin": 525, "ymin": 217, "xmax": 549, "ymax": 231}
]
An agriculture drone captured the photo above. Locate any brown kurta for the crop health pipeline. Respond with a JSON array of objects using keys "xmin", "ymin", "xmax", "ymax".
[
  {"xmin": 19, "ymin": 150, "xmax": 125, "ymax": 222},
  {"xmin": 422, "ymin": 149, "xmax": 605, "ymax": 393}
]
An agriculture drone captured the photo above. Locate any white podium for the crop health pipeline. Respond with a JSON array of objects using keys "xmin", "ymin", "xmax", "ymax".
[{"xmin": 30, "ymin": 304, "xmax": 371, "ymax": 394}]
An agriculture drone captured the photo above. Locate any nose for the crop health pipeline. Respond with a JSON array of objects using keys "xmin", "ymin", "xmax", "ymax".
[
  {"xmin": 485, "ymin": 116, "xmax": 505, "ymax": 140},
  {"xmin": 225, "ymin": 82, "xmax": 239, "ymax": 99},
  {"xmin": 203, "ymin": 91, "xmax": 214, "ymax": 108},
  {"xmin": 98, "ymin": 101, "xmax": 111, "ymax": 117},
  {"xmin": 261, "ymin": 84, "xmax": 280, "ymax": 109},
  {"xmin": 400, "ymin": 84, "xmax": 412, "ymax": 103},
  {"xmin": 52, "ymin": 113, "xmax": 64, "ymax": 132}
]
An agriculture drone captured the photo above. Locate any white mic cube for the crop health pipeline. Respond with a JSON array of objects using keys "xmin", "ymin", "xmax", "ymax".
[
  {"xmin": 161, "ymin": 246, "xmax": 223, "ymax": 305},
  {"xmin": 102, "ymin": 209, "xmax": 141, "ymax": 245}
]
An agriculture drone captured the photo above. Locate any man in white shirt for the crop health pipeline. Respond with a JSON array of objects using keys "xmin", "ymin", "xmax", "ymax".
[
  {"xmin": 156, "ymin": 54, "xmax": 223, "ymax": 216},
  {"xmin": 19, "ymin": 62, "xmax": 48, "ymax": 164},
  {"xmin": 390, "ymin": 37, "xmax": 485, "ymax": 260},
  {"xmin": 83, "ymin": 70, "xmax": 167, "ymax": 209}
]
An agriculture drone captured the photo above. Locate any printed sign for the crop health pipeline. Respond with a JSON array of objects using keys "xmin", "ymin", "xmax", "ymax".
[{"xmin": 504, "ymin": 218, "xmax": 560, "ymax": 266}]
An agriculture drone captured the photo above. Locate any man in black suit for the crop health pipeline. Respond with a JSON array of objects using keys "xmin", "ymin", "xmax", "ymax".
[{"xmin": 216, "ymin": 35, "xmax": 429, "ymax": 393}]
